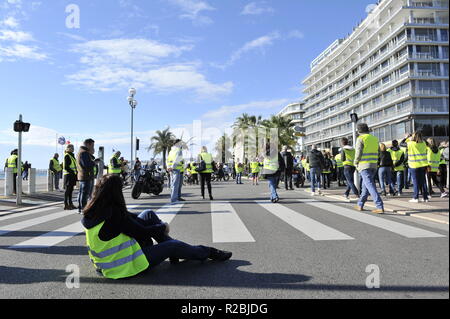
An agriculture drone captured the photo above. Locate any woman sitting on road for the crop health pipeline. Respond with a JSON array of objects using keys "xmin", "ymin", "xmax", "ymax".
[{"xmin": 81, "ymin": 174, "xmax": 232, "ymax": 280}]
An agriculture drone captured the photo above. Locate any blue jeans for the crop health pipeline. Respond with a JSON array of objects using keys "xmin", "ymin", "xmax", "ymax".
[
  {"xmin": 170, "ymin": 169, "xmax": 182, "ymax": 203},
  {"xmin": 410, "ymin": 167, "xmax": 429, "ymax": 200},
  {"xmin": 138, "ymin": 210, "xmax": 210, "ymax": 267},
  {"xmin": 394, "ymin": 170, "xmax": 404, "ymax": 194},
  {"xmin": 236, "ymin": 173, "xmax": 242, "ymax": 184},
  {"xmin": 267, "ymin": 175, "xmax": 279, "ymax": 200},
  {"xmin": 358, "ymin": 168, "xmax": 384, "ymax": 210},
  {"xmin": 310, "ymin": 167, "xmax": 321, "ymax": 192},
  {"xmin": 78, "ymin": 180, "xmax": 93, "ymax": 212},
  {"xmin": 378, "ymin": 167, "xmax": 396, "ymax": 194},
  {"xmin": 343, "ymin": 166, "xmax": 359, "ymax": 197}
]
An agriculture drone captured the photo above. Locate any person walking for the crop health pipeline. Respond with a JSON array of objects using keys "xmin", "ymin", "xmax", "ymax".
[
  {"xmin": 340, "ymin": 138, "xmax": 359, "ymax": 200},
  {"xmin": 388, "ymin": 140, "xmax": 406, "ymax": 196},
  {"xmin": 440, "ymin": 141, "xmax": 449, "ymax": 190},
  {"xmin": 426, "ymin": 138, "xmax": 448, "ymax": 198},
  {"xmin": 354, "ymin": 123, "xmax": 384, "ymax": 214},
  {"xmin": 81, "ymin": 174, "xmax": 232, "ymax": 280},
  {"xmin": 76, "ymin": 139, "xmax": 96, "ymax": 214},
  {"xmin": 197, "ymin": 146, "xmax": 215, "ymax": 200},
  {"xmin": 321, "ymin": 152, "xmax": 332, "ymax": 190},
  {"xmin": 262, "ymin": 144, "xmax": 285, "ymax": 203},
  {"xmin": 235, "ymin": 160, "xmax": 244, "ymax": 184},
  {"xmin": 49, "ymin": 153, "xmax": 62, "ymax": 191},
  {"xmin": 281, "ymin": 146, "xmax": 294, "ymax": 190},
  {"xmin": 22, "ymin": 161, "xmax": 30, "ymax": 181},
  {"xmin": 400, "ymin": 132, "xmax": 430, "ymax": 203},
  {"xmin": 250, "ymin": 158, "xmax": 261, "ymax": 186},
  {"xmin": 133, "ymin": 157, "xmax": 142, "ymax": 183},
  {"xmin": 166, "ymin": 139, "xmax": 185, "ymax": 204},
  {"xmin": 307, "ymin": 145, "xmax": 325, "ymax": 196},
  {"xmin": 378, "ymin": 143, "xmax": 397, "ymax": 197},
  {"xmin": 63, "ymin": 144, "xmax": 78, "ymax": 210},
  {"xmin": 334, "ymin": 153, "xmax": 345, "ymax": 187}
]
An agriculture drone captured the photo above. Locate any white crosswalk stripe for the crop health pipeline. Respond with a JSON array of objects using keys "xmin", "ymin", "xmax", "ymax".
[
  {"xmin": 0, "ymin": 210, "xmax": 70, "ymax": 236},
  {"xmin": 0, "ymin": 205, "xmax": 62, "ymax": 223},
  {"xmin": 211, "ymin": 201, "xmax": 255, "ymax": 243},
  {"xmin": 256, "ymin": 201, "xmax": 354, "ymax": 241},
  {"xmin": 154, "ymin": 203, "xmax": 185, "ymax": 224},
  {"xmin": 297, "ymin": 199, "xmax": 446, "ymax": 238}
]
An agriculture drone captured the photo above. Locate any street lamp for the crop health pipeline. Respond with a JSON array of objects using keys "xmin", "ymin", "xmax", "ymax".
[{"xmin": 128, "ymin": 88, "xmax": 138, "ymax": 178}]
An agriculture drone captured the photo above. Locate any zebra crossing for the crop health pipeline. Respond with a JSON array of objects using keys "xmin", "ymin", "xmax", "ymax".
[{"xmin": 0, "ymin": 199, "xmax": 446, "ymax": 251}]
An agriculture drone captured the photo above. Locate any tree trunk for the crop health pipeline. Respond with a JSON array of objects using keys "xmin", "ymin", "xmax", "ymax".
[{"xmin": 162, "ymin": 148, "xmax": 167, "ymax": 169}]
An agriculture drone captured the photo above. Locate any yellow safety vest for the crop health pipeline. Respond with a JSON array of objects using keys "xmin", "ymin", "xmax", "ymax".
[
  {"xmin": 343, "ymin": 148, "xmax": 356, "ymax": 167},
  {"xmin": 250, "ymin": 162, "xmax": 260, "ymax": 173},
  {"xmin": 199, "ymin": 153, "xmax": 214, "ymax": 173},
  {"xmin": 189, "ymin": 163, "xmax": 198, "ymax": 175},
  {"xmin": 7, "ymin": 155, "xmax": 18, "ymax": 174},
  {"xmin": 357, "ymin": 134, "xmax": 379, "ymax": 171},
  {"xmin": 427, "ymin": 148, "xmax": 441, "ymax": 173},
  {"xmin": 167, "ymin": 148, "xmax": 183, "ymax": 170},
  {"xmin": 263, "ymin": 157, "xmax": 279, "ymax": 175},
  {"xmin": 439, "ymin": 149, "xmax": 446, "ymax": 165},
  {"xmin": 388, "ymin": 149, "xmax": 405, "ymax": 172},
  {"xmin": 63, "ymin": 153, "xmax": 77, "ymax": 176},
  {"xmin": 406, "ymin": 139, "xmax": 428, "ymax": 169},
  {"xmin": 85, "ymin": 222, "xmax": 149, "ymax": 280},
  {"xmin": 235, "ymin": 163, "xmax": 244, "ymax": 173},
  {"xmin": 109, "ymin": 156, "xmax": 122, "ymax": 174},
  {"xmin": 301, "ymin": 159, "xmax": 310, "ymax": 171},
  {"xmin": 335, "ymin": 154, "xmax": 344, "ymax": 168},
  {"xmin": 51, "ymin": 158, "xmax": 62, "ymax": 172}
]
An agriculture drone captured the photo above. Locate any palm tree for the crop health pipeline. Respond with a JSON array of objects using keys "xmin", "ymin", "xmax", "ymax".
[
  {"xmin": 147, "ymin": 128, "xmax": 175, "ymax": 169},
  {"xmin": 261, "ymin": 115, "xmax": 296, "ymax": 149}
]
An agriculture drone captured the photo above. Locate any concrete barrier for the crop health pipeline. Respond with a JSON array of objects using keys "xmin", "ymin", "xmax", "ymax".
[
  {"xmin": 4, "ymin": 168, "xmax": 14, "ymax": 196},
  {"xmin": 28, "ymin": 168, "xmax": 36, "ymax": 194},
  {"xmin": 47, "ymin": 170, "xmax": 54, "ymax": 192}
]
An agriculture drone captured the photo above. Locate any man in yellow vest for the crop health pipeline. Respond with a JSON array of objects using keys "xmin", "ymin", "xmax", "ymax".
[
  {"xmin": 388, "ymin": 140, "xmax": 406, "ymax": 196},
  {"xmin": 339, "ymin": 138, "xmax": 359, "ymax": 200},
  {"xmin": 334, "ymin": 152, "xmax": 345, "ymax": 187},
  {"xmin": 49, "ymin": 153, "xmax": 63, "ymax": 191},
  {"xmin": 235, "ymin": 159, "xmax": 244, "ymax": 184},
  {"xmin": 250, "ymin": 158, "xmax": 261, "ymax": 186},
  {"xmin": 63, "ymin": 144, "xmax": 78, "ymax": 210},
  {"xmin": 354, "ymin": 123, "xmax": 384, "ymax": 214},
  {"xmin": 109, "ymin": 151, "xmax": 122, "ymax": 176},
  {"xmin": 5, "ymin": 149, "xmax": 19, "ymax": 194},
  {"xmin": 166, "ymin": 139, "xmax": 185, "ymax": 204},
  {"xmin": 198, "ymin": 146, "xmax": 214, "ymax": 200}
]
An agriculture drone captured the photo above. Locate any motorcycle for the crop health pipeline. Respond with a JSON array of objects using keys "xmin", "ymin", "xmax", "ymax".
[{"xmin": 131, "ymin": 168, "xmax": 165, "ymax": 199}]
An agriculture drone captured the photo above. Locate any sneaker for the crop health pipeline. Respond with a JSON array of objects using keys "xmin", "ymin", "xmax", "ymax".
[
  {"xmin": 311, "ymin": 192, "xmax": 316, "ymax": 196},
  {"xmin": 209, "ymin": 248, "xmax": 232, "ymax": 261},
  {"xmin": 441, "ymin": 193, "xmax": 449, "ymax": 198},
  {"xmin": 397, "ymin": 193, "xmax": 402, "ymax": 197},
  {"xmin": 372, "ymin": 209, "xmax": 385, "ymax": 214},
  {"xmin": 409, "ymin": 199, "xmax": 419, "ymax": 203},
  {"xmin": 419, "ymin": 198, "xmax": 431, "ymax": 203},
  {"xmin": 354, "ymin": 206, "xmax": 364, "ymax": 211}
]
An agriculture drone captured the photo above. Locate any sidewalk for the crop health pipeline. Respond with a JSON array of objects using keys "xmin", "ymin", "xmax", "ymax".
[{"xmin": 301, "ymin": 182, "xmax": 449, "ymax": 225}]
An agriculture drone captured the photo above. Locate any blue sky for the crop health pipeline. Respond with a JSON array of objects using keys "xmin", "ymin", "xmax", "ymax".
[{"xmin": 0, "ymin": 0, "xmax": 376, "ymax": 168}]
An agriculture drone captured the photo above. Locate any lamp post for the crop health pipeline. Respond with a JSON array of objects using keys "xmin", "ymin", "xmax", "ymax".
[{"xmin": 128, "ymin": 88, "xmax": 138, "ymax": 179}]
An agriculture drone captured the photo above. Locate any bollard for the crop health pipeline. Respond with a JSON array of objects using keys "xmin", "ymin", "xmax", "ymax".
[
  {"xmin": 96, "ymin": 160, "xmax": 105, "ymax": 184},
  {"xmin": 47, "ymin": 169, "xmax": 54, "ymax": 192},
  {"xmin": 28, "ymin": 168, "xmax": 36, "ymax": 194},
  {"xmin": 4, "ymin": 168, "xmax": 14, "ymax": 196}
]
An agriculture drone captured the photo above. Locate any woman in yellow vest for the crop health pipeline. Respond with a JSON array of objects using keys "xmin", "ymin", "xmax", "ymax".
[
  {"xmin": 400, "ymin": 131, "xmax": 430, "ymax": 203},
  {"xmin": 197, "ymin": 146, "xmax": 214, "ymax": 200},
  {"xmin": 426, "ymin": 138, "xmax": 448, "ymax": 198},
  {"xmin": 82, "ymin": 174, "xmax": 232, "ymax": 280}
]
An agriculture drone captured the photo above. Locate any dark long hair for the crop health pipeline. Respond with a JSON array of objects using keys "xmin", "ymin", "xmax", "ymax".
[{"xmin": 83, "ymin": 175, "xmax": 127, "ymax": 220}]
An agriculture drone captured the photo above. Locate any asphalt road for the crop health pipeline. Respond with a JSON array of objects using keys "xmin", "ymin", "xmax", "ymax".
[{"xmin": 0, "ymin": 180, "xmax": 448, "ymax": 299}]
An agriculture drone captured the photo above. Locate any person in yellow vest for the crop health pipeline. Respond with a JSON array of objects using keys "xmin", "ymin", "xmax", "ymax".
[
  {"xmin": 63, "ymin": 144, "xmax": 78, "ymax": 210},
  {"xmin": 250, "ymin": 158, "xmax": 261, "ymax": 186},
  {"xmin": 189, "ymin": 162, "xmax": 199, "ymax": 185},
  {"xmin": 388, "ymin": 140, "xmax": 406, "ymax": 196},
  {"xmin": 109, "ymin": 152, "xmax": 122, "ymax": 176},
  {"xmin": 166, "ymin": 139, "xmax": 185, "ymax": 204},
  {"xmin": 400, "ymin": 131, "xmax": 430, "ymax": 203},
  {"xmin": 235, "ymin": 160, "xmax": 244, "ymax": 184},
  {"xmin": 49, "ymin": 153, "xmax": 63, "ymax": 191},
  {"xmin": 439, "ymin": 141, "xmax": 449, "ymax": 190},
  {"xmin": 301, "ymin": 156, "xmax": 310, "ymax": 182},
  {"xmin": 5, "ymin": 149, "xmax": 19, "ymax": 194},
  {"xmin": 262, "ymin": 143, "xmax": 285, "ymax": 203},
  {"xmin": 340, "ymin": 138, "xmax": 359, "ymax": 200},
  {"xmin": 197, "ymin": 146, "xmax": 215, "ymax": 200},
  {"xmin": 354, "ymin": 123, "xmax": 384, "ymax": 214},
  {"xmin": 426, "ymin": 138, "xmax": 448, "ymax": 198},
  {"xmin": 334, "ymin": 152, "xmax": 345, "ymax": 187},
  {"xmin": 81, "ymin": 174, "xmax": 232, "ymax": 279}
]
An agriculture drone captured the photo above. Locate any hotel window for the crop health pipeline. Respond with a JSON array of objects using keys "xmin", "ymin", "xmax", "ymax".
[
  {"xmin": 441, "ymin": 29, "xmax": 449, "ymax": 41},
  {"xmin": 414, "ymin": 119, "xmax": 433, "ymax": 136}
]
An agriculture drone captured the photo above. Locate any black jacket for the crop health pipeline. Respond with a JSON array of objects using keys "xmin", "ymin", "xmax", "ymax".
[
  {"xmin": 307, "ymin": 150, "xmax": 325, "ymax": 169},
  {"xmin": 281, "ymin": 151, "xmax": 294, "ymax": 173},
  {"xmin": 378, "ymin": 151, "xmax": 393, "ymax": 167}
]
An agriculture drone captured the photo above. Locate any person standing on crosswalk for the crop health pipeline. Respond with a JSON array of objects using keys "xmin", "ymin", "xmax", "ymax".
[
  {"xmin": 307, "ymin": 145, "xmax": 325, "ymax": 196},
  {"xmin": 340, "ymin": 138, "xmax": 359, "ymax": 200},
  {"xmin": 262, "ymin": 142, "xmax": 285, "ymax": 203},
  {"xmin": 166, "ymin": 139, "xmax": 185, "ymax": 204},
  {"xmin": 250, "ymin": 158, "xmax": 261, "ymax": 186},
  {"xmin": 81, "ymin": 174, "xmax": 232, "ymax": 280},
  {"xmin": 5, "ymin": 149, "xmax": 19, "ymax": 194},
  {"xmin": 63, "ymin": 144, "xmax": 77, "ymax": 210},
  {"xmin": 108, "ymin": 151, "xmax": 122, "ymax": 176},
  {"xmin": 354, "ymin": 123, "xmax": 384, "ymax": 214},
  {"xmin": 197, "ymin": 146, "xmax": 214, "ymax": 200},
  {"xmin": 76, "ymin": 138, "xmax": 96, "ymax": 214},
  {"xmin": 49, "ymin": 153, "xmax": 62, "ymax": 191}
]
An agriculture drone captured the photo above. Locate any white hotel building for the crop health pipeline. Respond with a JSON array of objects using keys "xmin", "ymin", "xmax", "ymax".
[{"xmin": 301, "ymin": 0, "xmax": 449, "ymax": 153}]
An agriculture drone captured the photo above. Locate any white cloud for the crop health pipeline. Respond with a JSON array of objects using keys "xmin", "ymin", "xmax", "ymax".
[
  {"xmin": 0, "ymin": 43, "xmax": 46, "ymax": 61},
  {"xmin": 66, "ymin": 38, "xmax": 233, "ymax": 98},
  {"xmin": 0, "ymin": 16, "xmax": 19, "ymax": 28},
  {"xmin": 241, "ymin": 2, "xmax": 274, "ymax": 16},
  {"xmin": 167, "ymin": 0, "xmax": 215, "ymax": 25},
  {"xmin": 0, "ymin": 29, "xmax": 33, "ymax": 42},
  {"xmin": 288, "ymin": 30, "xmax": 304, "ymax": 39}
]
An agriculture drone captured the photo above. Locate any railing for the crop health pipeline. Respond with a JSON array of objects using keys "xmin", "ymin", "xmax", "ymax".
[
  {"xmin": 408, "ymin": 1, "xmax": 449, "ymax": 8},
  {"xmin": 410, "ymin": 71, "xmax": 444, "ymax": 77},
  {"xmin": 409, "ymin": 52, "xmax": 441, "ymax": 59},
  {"xmin": 413, "ymin": 88, "xmax": 446, "ymax": 95}
]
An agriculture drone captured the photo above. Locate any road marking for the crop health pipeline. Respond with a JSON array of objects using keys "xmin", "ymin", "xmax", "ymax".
[
  {"xmin": 256, "ymin": 201, "xmax": 354, "ymax": 241},
  {"xmin": 10, "ymin": 222, "xmax": 84, "ymax": 249},
  {"xmin": 211, "ymin": 201, "xmax": 255, "ymax": 243},
  {"xmin": 298, "ymin": 199, "xmax": 446, "ymax": 238},
  {"xmin": 0, "ymin": 210, "xmax": 70, "ymax": 236},
  {"xmin": 0, "ymin": 205, "xmax": 62, "ymax": 223},
  {"xmin": 154, "ymin": 203, "xmax": 185, "ymax": 224}
]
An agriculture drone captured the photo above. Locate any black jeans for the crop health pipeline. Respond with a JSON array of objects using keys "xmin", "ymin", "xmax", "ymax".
[
  {"xmin": 343, "ymin": 166, "xmax": 359, "ymax": 196},
  {"xmin": 284, "ymin": 173, "xmax": 293, "ymax": 189},
  {"xmin": 200, "ymin": 173, "xmax": 212, "ymax": 197}
]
